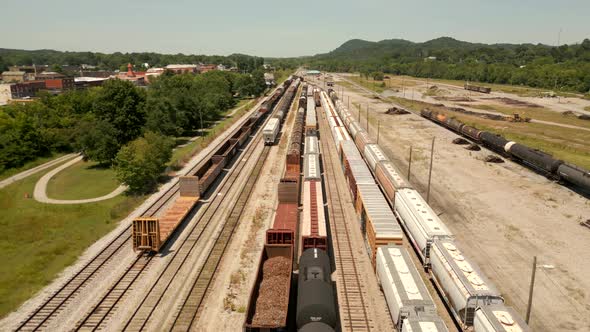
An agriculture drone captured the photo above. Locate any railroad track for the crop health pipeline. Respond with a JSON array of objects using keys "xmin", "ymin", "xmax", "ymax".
[
  {"xmin": 318, "ymin": 106, "xmax": 373, "ymax": 331},
  {"xmin": 121, "ymin": 133, "xmax": 270, "ymax": 331},
  {"xmin": 14, "ymin": 95, "xmax": 274, "ymax": 332},
  {"xmin": 14, "ymin": 182, "xmax": 177, "ymax": 332},
  {"xmin": 76, "ymin": 88, "xmax": 292, "ymax": 331},
  {"xmin": 170, "ymin": 146, "xmax": 270, "ymax": 331}
]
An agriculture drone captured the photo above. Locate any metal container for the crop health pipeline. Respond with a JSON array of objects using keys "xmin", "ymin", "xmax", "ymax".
[
  {"xmin": 263, "ymin": 118, "xmax": 280, "ymax": 145},
  {"xmin": 364, "ymin": 143, "xmax": 389, "ymax": 171},
  {"xmin": 505, "ymin": 142, "xmax": 563, "ymax": 174},
  {"xmin": 348, "ymin": 121, "xmax": 362, "ymax": 138},
  {"xmin": 179, "ymin": 176, "xmax": 200, "ymax": 198},
  {"xmin": 445, "ymin": 117, "xmax": 464, "ymax": 132},
  {"xmin": 474, "ymin": 304, "xmax": 530, "ymax": 332},
  {"xmin": 266, "ymin": 203, "xmax": 299, "ymax": 246},
  {"xmin": 297, "ymin": 248, "xmax": 337, "ymax": 329},
  {"xmin": 304, "ymin": 153, "xmax": 321, "ymax": 181},
  {"xmin": 304, "ymin": 135, "xmax": 319, "ymax": 155},
  {"xmin": 375, "ymin": 161, "xmax": 412, "ymax": 203},
  {"xmin": 430, "ymin": 239, "xmax": 504, "ymax": 327},
  {"xmin": 400, "ymin": 316, "xmax": 449, "ymax": 332},
  {"xmin": 299, "ymin": 322, "xmax": 335, "ymax": 332},
  {"xmin": 356, "ymin": 183, "xmax": 403, "ymax": 267},
  {"xmin": 557, "ymin": 163, "xmax": 590, "ymax": 191},
  {"xmin": 394, "ymin": 188, "xmax": 453, "ymax": 264},
  {"xmin": 480, "ymin": 132, "xmax": 509, "ymax": 154},
  {"xmin": 301, "ymin": 181, "xmax": 327, "ymax": 252},
  {"xmin": 461, "ymin": 125, "xmax": 482, "ymax": 141},
  {"xmin": 376, "ymin": 246, "xmax": 437, "ymax": 327},
  {"xmin": 244, "ymin": 244, "xmax": 293, "ymax": 330},
  {"xmin": 355, "ymin": 129, "xmax": 373, "ymax": 152}
]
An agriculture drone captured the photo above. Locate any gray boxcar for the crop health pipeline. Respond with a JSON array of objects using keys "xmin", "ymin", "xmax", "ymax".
[
  {"xmin": 430, "ymin": 239, "xmax": 504, "ymax": 327},
  {"xmin": 376, "ymin": 245, "xmax": 437, "ymax": 328}
]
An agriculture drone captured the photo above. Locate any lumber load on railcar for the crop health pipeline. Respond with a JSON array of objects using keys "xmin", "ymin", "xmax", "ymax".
[{"xmin": 132, "ymin": 176, "xmax": 200, "ymax": 252}]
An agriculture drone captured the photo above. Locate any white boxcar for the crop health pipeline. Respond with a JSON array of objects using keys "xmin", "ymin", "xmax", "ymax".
[
  {"xmin": 430, "ymin": 239, "xmax": 504, "ymax": 327},
  {"xmin": 304, "ymin": 135, "xmax": 319, "ymax": 155},
  {"xmin": 303, "ymin": 153, "xmax": 321, "ymax": 181},
  {"xmin": 474, "ymin": 304, "xmax": 530, "ymax": 332},
  {"xmin": 263, "ymin": 118, "xmax": 280, "ymax": 145},
  {"xmin": 348, "ymin": 121, "xmax": 362, "ymax": 139},
  {"xmin": 401, "ymin": 316, "xmax": 449, "ymax": 332},
  {"xmin": 364, "ymin": 143, "xmax": 389, "ymax": 171},
  {"xmin": 376, "ymin": 246, "xmax": 437, "ymax": 328},
  {"xmin": 394, "ymin": 188, "xmax": 452, "ymax": 264}
]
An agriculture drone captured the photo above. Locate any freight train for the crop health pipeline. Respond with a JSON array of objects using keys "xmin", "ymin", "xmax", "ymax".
[
  {"xmin": 327, "ymin": 90, "xmax": 530, "ymax": 331},
  {"xmin": 420, "ymin": 109, "xmax": 590, "ymax": 193},
  {"xmin": 464, "ymin": 83, "xmax": 492, "ymax": 94},
  {"xmin": 245, "ymin": 83, "xmax": 337, "ymax": 331},
  {"xmin": 263, "ymin": 82, "xmax": 298, "ymax": 145},
  {"xmin": 131, "ymin": 78, "xmax": 294, "ymax": 252}
]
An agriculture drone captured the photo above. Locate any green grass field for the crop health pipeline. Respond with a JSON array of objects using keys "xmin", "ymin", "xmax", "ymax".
[
  {"xmin": 0, "ymin": 153, "xmax": 68, "ymax": 181},
  {"xmin": 466, "ymin": 103, "xmax": 590, "ymax": 129},
  {"xmin": 0, "ymin": 166, "xmax": 144, "ymax": 318},
  {"xmin": 46, "ymin": 160, "xmax": 120, "ymax": 200}
]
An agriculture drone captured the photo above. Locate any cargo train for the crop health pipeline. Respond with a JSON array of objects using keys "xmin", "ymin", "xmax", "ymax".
[
  {"xmin": 263, "ymin": 81, "xmax": 299, "ymax": 145},
  {"xmin": 326, "ymin": 89, "xmax": 529, "ymax": 331},
  {"xmin": 420, "ymin": 109, "xmax": 590, "ymax": 193},
  {"xmin": 464, "ymin": 83, "xmax": 492, "ymax": 94},
  {"xmin": 245, "ymin": 84, "xmax": 338, "ymax": 331},
  {"xmin": 131, "ymin": 78, "xmax": 294, "ymax": 252}
]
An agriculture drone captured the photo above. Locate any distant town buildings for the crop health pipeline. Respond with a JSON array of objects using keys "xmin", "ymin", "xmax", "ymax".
[
  {"xmin": 1, "ymin": 71, "xmax": 26, "ymax": 83},
  {"xmin": 165, "ymin": 64, "xmax": 198, "ymax": 74},
  {"xmin": 0, "ymin": 61, "xmax": 267, "ymax": 105}
]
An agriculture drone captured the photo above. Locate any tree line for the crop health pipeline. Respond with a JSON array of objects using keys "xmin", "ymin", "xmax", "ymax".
[
  {"xmin": 271, "ymin": 37, "xmax": 590, "ymax": 94},
  {"xmin": 0, "ymin": 70, "xmax": 267, "ymax": 192},
  {"xmin": 0, "ymin": 49, "xmax": 264, "ymax": 73}
]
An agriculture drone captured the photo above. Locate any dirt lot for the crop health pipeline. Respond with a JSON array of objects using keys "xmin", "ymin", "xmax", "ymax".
[{"xmin": 320, "ymin": 75, "xmax": 590, "ymax": 332}]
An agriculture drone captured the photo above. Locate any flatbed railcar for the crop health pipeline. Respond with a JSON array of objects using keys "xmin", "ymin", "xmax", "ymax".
[{"xmin": 132, "ymin": 80, "xmax": 291, "ymax": 252}]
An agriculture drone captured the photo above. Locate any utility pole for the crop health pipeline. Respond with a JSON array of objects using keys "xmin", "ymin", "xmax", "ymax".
[
  {"xmin": 426, "ymin": 137, "xmax": 435, "ymax": 203},
  {"xmin": 377, "ymin": 121, "xmax": 380, "ymax": 144},
  {"xmin": 347, "ymin": 96, "xmax": 350, "ymax": 110},
  {"xmin": 526, "ymin": 256, "xmax": 537, "ymax": 324},
  {"xmin": 366, "ymin": 104, "xmax": 370, "ymax": 133},
  {"xmin": 407, "ymin": 146, "xmax": 413, "ymax": 181}
]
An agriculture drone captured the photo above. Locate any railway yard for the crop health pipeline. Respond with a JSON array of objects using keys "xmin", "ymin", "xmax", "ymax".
[{"xmin": 1, "ymin": 71, "xmax": 589, "ymax": 332}]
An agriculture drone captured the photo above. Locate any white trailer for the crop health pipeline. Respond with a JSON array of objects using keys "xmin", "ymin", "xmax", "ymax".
[{"xmin": 263, "ymin": 118, "xmax": 280, "ymax": 145}]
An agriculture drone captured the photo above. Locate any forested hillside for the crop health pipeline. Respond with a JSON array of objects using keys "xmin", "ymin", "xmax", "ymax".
[{"xmin": 273, "ymin": 37, "xmax": 590, "ymax": 93}]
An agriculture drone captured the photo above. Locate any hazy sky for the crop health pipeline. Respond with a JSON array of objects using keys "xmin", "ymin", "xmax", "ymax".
[{"xmin": 1, "ymin": 0, "xmax": 589, "ymax": 57}]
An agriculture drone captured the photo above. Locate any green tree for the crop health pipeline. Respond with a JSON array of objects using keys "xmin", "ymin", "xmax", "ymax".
[
  {"xmin": 114, "ymin": 132, "xmax": 174, "ymax": 193},
  {"xmin": 75, "ymin": 117, "xmax": 120, "ymax": 164},
  {"xmin": 93, "ymin": 79, "xmax": 146, "ymax": 144}
]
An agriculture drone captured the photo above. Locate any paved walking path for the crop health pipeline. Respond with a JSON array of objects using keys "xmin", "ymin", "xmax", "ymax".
[
  {"xmin": 0, "ymin": 153, "xmax": 79, "ymax": 189},
  {"xmin": 33, "ymin": 156, "xmax": 127, "ymax": 204}
]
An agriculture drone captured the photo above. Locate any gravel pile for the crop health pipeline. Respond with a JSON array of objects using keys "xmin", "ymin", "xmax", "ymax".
[{"xmin": 251, "ymin": 256, "xmax": 291, "ymax": 326}]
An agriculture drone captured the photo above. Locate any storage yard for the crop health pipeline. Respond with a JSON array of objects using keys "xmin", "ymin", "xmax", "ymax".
[{"xmin": 2, "ymin": 71, "xmax": 589, "ymax": 332}]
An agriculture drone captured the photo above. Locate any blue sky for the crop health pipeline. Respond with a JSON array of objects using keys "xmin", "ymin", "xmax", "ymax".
[{"xmin": 1, "ymin": 0, "xmax": 588, "ymax": 57}]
